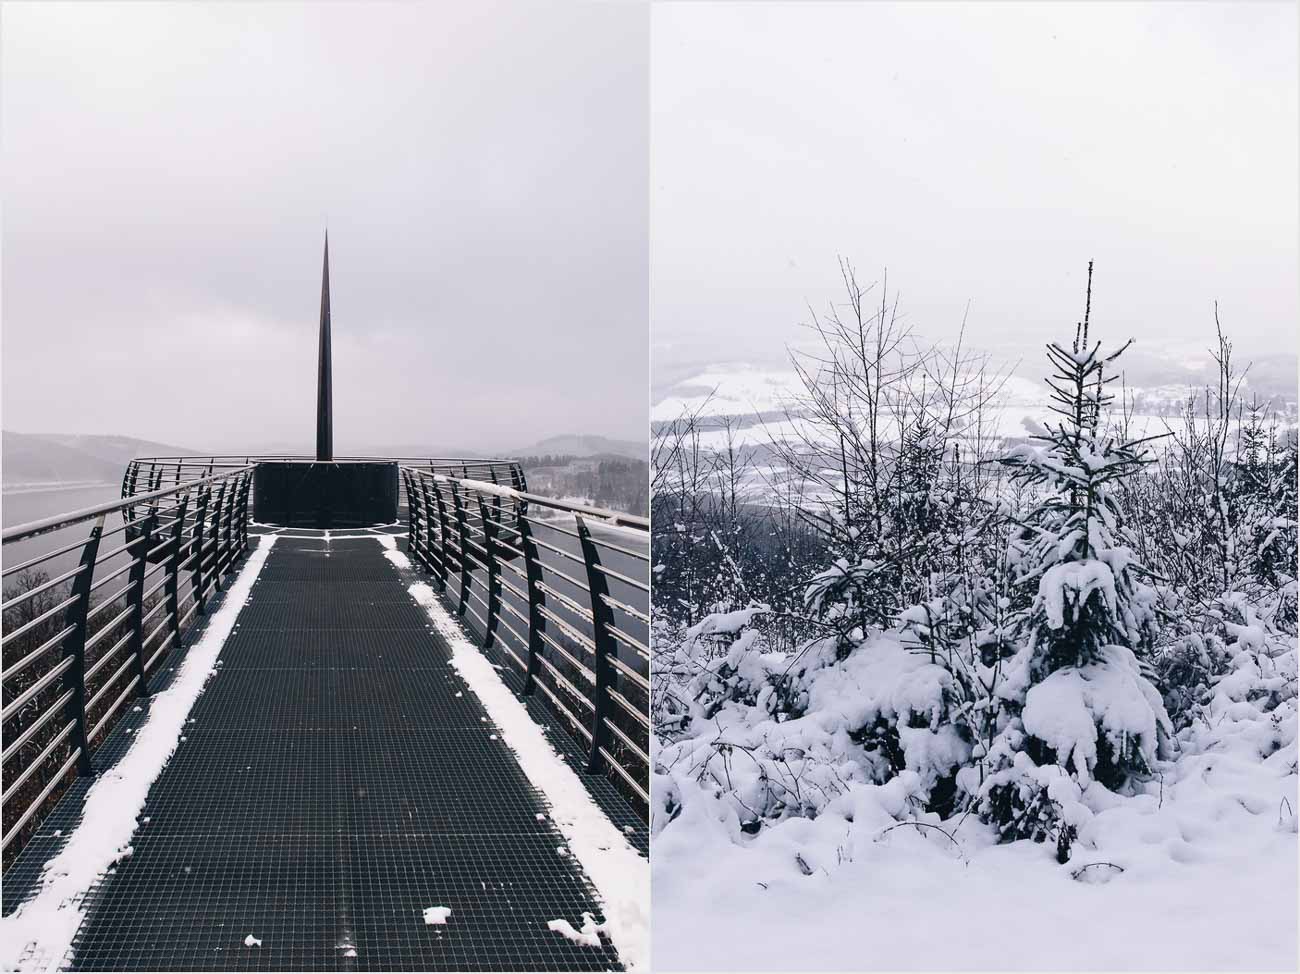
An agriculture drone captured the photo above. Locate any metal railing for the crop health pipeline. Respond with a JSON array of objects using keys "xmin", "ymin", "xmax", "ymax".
[
  {"xmin": 1, "ymin": 467, "xmax": 254, "ymax": 867},
  {"xmin": 401, "ymin": 466, "xmax": 650, "ymax": 809},
  {"xmin": 122, "ymin": 456, "xmax": 526, "ymax": 504},
  {"xmin": 2, "ymin": 453, "xmax": 647, "ymax": 870}
]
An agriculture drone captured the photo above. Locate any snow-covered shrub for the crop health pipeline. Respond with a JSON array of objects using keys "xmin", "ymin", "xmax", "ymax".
[
  {"xmin": 651, "ymin": 605, "xmax": 777, "ymax": 739},
  {"xmin": 969, "ymin": 284, "xmax": 1172, "ymax": 859},
  {"xmin": 651, "ymin": 263, "xmax": 1296, "ymax": 885},
  {"xmin": 681, "ymin": 606, "xmax": 781, "ymax": 722},
  {"xmin": 654, "ymin": 603, "xmax": 980, "ymax": 831}
]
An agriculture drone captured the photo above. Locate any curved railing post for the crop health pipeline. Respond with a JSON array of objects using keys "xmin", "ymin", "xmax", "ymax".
[
  {"xmin": 510, "ymin": 462, "xmax": 528, "ymax": 494},
  {"xmin": 165, "ymin": 492, "xmax": 190, "ymax": 644},
  {"xmin": 191, "ymin": 486, "xmax": 209, "ymax": 614},
  {"xmin": 413, "ymin": 472, "xmax": 431, "ymax": 572},
  {"xmin": 236, "ymin": 471, "xmax": 252, "ymax": 554},
  {"xmin": 430, "ymin": 478, "xmax": 450, "ymax": 592},
  {"xmin": 402, "ymin": 470, "xmax": 421, "ymax": 565},
  {"xmin": 518, "ymin": 516, "xmax": 545, "ymax": 696},
  {"xmin": 122, "ymin": 461, "xmax": 139, "ymax": 519},
  {"xmin": 449, "ymin": 481, "xmax": 472, "ymax": 617},
  {"xmin": 219, "ymin": 480, "xmax": 234, "ymax": 576},
  {"xmin": 209, "ymin": 483, "xmax": 227, "ymax": 593},
  {"xmin": 63, "ymin": 514, "xmax": 105, "ymax": 775},
  {"xmin": 574, "ymin": 513, "xmax": 616, "ymax": 773},
  {"xmin": 476, "ymin": 495, "xmax": 501, "ymax": 649},
  {"xmin": 127, "ymin": 508, "xmax": 159, "ymax": 697}
]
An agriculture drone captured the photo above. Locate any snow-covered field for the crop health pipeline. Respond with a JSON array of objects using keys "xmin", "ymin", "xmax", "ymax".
[
  {"xmin": 654, "ymin": 786, "xmax": 1296, "ymax": 971},
  {"xmin": 653, "ymin": 638, "xmax": 1298, "ymax": 970},
  {"xmin": 652, "ymin": 361, "xmax": 1298, "ymax": 452}
]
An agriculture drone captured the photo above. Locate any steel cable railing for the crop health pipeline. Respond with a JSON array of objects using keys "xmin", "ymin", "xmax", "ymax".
[
  {"xmin": 1, "ymin": 467, "xmax": 253, "ymax": 868},
  {"xmin": 400, "ymin": 465, "xmax": 650, "ymax": 811}
]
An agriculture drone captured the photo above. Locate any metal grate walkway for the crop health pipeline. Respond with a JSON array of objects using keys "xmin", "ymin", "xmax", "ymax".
[{"xmin": 12, "ymin": 535, "xmax": 627, "ymax": 971}]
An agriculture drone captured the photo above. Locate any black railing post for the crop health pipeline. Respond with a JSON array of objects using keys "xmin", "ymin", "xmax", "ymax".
[
  {"xmin": 518, "ymin": 516, "xmax": 545, "ymax": 696},
  {"xmin": 510, "ymin": 463, "xmax": 528, "ymax": 493},
  {"xmin": 402, "ymin": 471, "xmax": 420, "ymax": 564},
  {"xmin": 412, "ymin": 472, "xmax": 430, "ymax": 571},
  {"xmin": 575, "ymin": 514, "xmax": 616, "ymax": 774},
  {"xmin": 236, "ymin": 471, "xmax": 252, "ymax": 554},
  {"xmin": 449, "ymin": 482, "xmax": 472, "ymax": 617},
  {"xmin": 210, "ymin": 483, "xmax": 227, "ymax": 593},
  {"xmin": 430, "ymin": 478, "xmax": 450, "ymax": 592},
  {"xmin": 122, "ymin": 461, "xmax": 139, "ymax": 519},
  {"xmin": 219, "ymin": 480, "xmax": 234, "ymax": 575},
  {"xmin": 477, "ymin": 495, "xmax": 501, "ymax": 649},
  {"xmin": 62, "ymin": 514, "xmax": 105, "ymax": 775},
  {"xmin": 165, "ymin": 492, "xmax": 189, "ymax": 644},
  {"xmin": 127, "ymin": 508, "xmax": 158, "ymax": 697},
  {"xmin": 192, "ymin": 486, "xmax": 209, "ymax": 614}
]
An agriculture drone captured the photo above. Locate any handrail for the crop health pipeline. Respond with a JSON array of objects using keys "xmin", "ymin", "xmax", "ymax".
[
  {"xmin": 2, "ymin": 464, "xmax": 256, "ymax": 869},
  {"xmin": 440, "ymin": 475, "xmax": 650, "ymax": 531},
  {"xmin": 3, "ymin": 452, "xmax": 647, "ymax": 869},
  {"xmin": 400, "ymin": 464, "xmax": 650, "ymax": 810},
  {"xmin": 123, "ymin": 455, "xmax": 518, "ymax": 462},
  {"xmin": 4, "ymin": 468, "xmax": 253, "ymax": 544}
]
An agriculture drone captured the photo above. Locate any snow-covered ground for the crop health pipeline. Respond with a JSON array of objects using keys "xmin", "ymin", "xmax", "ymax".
[
  {"xmin": 653, "ymin": 617, "xmax": 1298, "ymax": 971},
  {"xmin": 654, "ymin": 729, "xmax": 1297, "ymax": 970}
]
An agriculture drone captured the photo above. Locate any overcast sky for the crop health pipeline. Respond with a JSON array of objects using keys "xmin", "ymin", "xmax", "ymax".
[
  {"xmin": 652, "ymin": 2, "xmax": 1297, "ymax": 394},
  {"xmin": 2, "ymin": 1, "xmax": 647, "ymax": 453}
]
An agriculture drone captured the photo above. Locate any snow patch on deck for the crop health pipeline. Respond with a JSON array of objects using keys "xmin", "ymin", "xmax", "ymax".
[
  {"xmin": 547, "ymin": 913, "xmax": 606, "ymax": 947},
  {"xmin": 402, "ymin": 561, "xmax": 648, "ymax": 971},
  {"xmin": 0, "ymin": 536, "xmax": 278, "ymax": 973},
  {"xmin": 422, "ymin": 906, "xmax": 452, "ymax": 925}
]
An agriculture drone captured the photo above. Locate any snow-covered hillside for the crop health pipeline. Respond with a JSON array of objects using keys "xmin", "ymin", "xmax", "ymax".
[{"xmin": 652, "ymin": 360, "xmax": 1298, "ymax": 451}]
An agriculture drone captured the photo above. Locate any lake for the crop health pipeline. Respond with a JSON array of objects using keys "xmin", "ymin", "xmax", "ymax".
[{"xmin": 2, "ymin": 482, "xmax": 125, "ymax": 582}]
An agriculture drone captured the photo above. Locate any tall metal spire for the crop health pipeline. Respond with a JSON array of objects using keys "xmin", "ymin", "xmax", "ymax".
[{"xmin": 316, "ymin": 232, "xmax": 333, "ymax": 461}]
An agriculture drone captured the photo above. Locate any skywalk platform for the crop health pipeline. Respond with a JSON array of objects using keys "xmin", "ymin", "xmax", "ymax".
[{"xmin": 2, "ymin": 532, "xmax": 644, "ymax": 971}]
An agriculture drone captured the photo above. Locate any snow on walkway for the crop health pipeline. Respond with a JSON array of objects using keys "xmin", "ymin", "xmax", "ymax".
[
  {"xmin": 0, "ymin": 536, "xmax": 277, "ymax": 973},
  {"xmin": 391, "ymin": 541, "xmax": 649, "ymax": 971}
]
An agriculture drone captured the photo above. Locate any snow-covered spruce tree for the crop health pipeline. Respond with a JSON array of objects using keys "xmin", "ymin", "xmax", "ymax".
[
  {"xmin": 971, "ymin": 264, "xmax": 1172, "ymax": 862},
  {"xmin": 1234, "ymin": 402, "xmax": 1299, "ymax": 611}
]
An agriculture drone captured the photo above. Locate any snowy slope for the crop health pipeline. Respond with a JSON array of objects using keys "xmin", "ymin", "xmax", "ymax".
[
  {"xmin": 651, "ymin": 360, "xmax": 1299, "ymax": 451},
  {"xmin": 653, "ymin": 717, "xmax": 1297, "ymax": 971}
]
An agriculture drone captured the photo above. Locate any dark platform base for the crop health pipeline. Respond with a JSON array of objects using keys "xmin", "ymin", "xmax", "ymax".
[{"xmin": 253, "ymin": 461, "xmax": 398, "ymax": 528}]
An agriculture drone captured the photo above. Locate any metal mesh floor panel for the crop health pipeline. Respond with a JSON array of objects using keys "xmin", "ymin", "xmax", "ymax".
[
  {"xmin": 6, "ymin": 536, "xmax": 626, "ymax": 971},
  {"xmin": 387, "ymin": 536, "xmax": 650, "ymax": 859},
  {"xmin": 3, "ymin": 573, "xmax": 251, "ymax": 916}
]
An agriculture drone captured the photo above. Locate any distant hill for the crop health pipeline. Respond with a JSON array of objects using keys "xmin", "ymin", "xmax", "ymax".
[
  {"xmin": 2, "ymin": 431, "xmax": 201, "ymax": 487},
  {"xmin": 510, "ymin": 434, "xmax": 645, "ymax": 461},
  {"xmin": 1, "ymin": 431, "xmax": 646, "ymax": 486}
]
